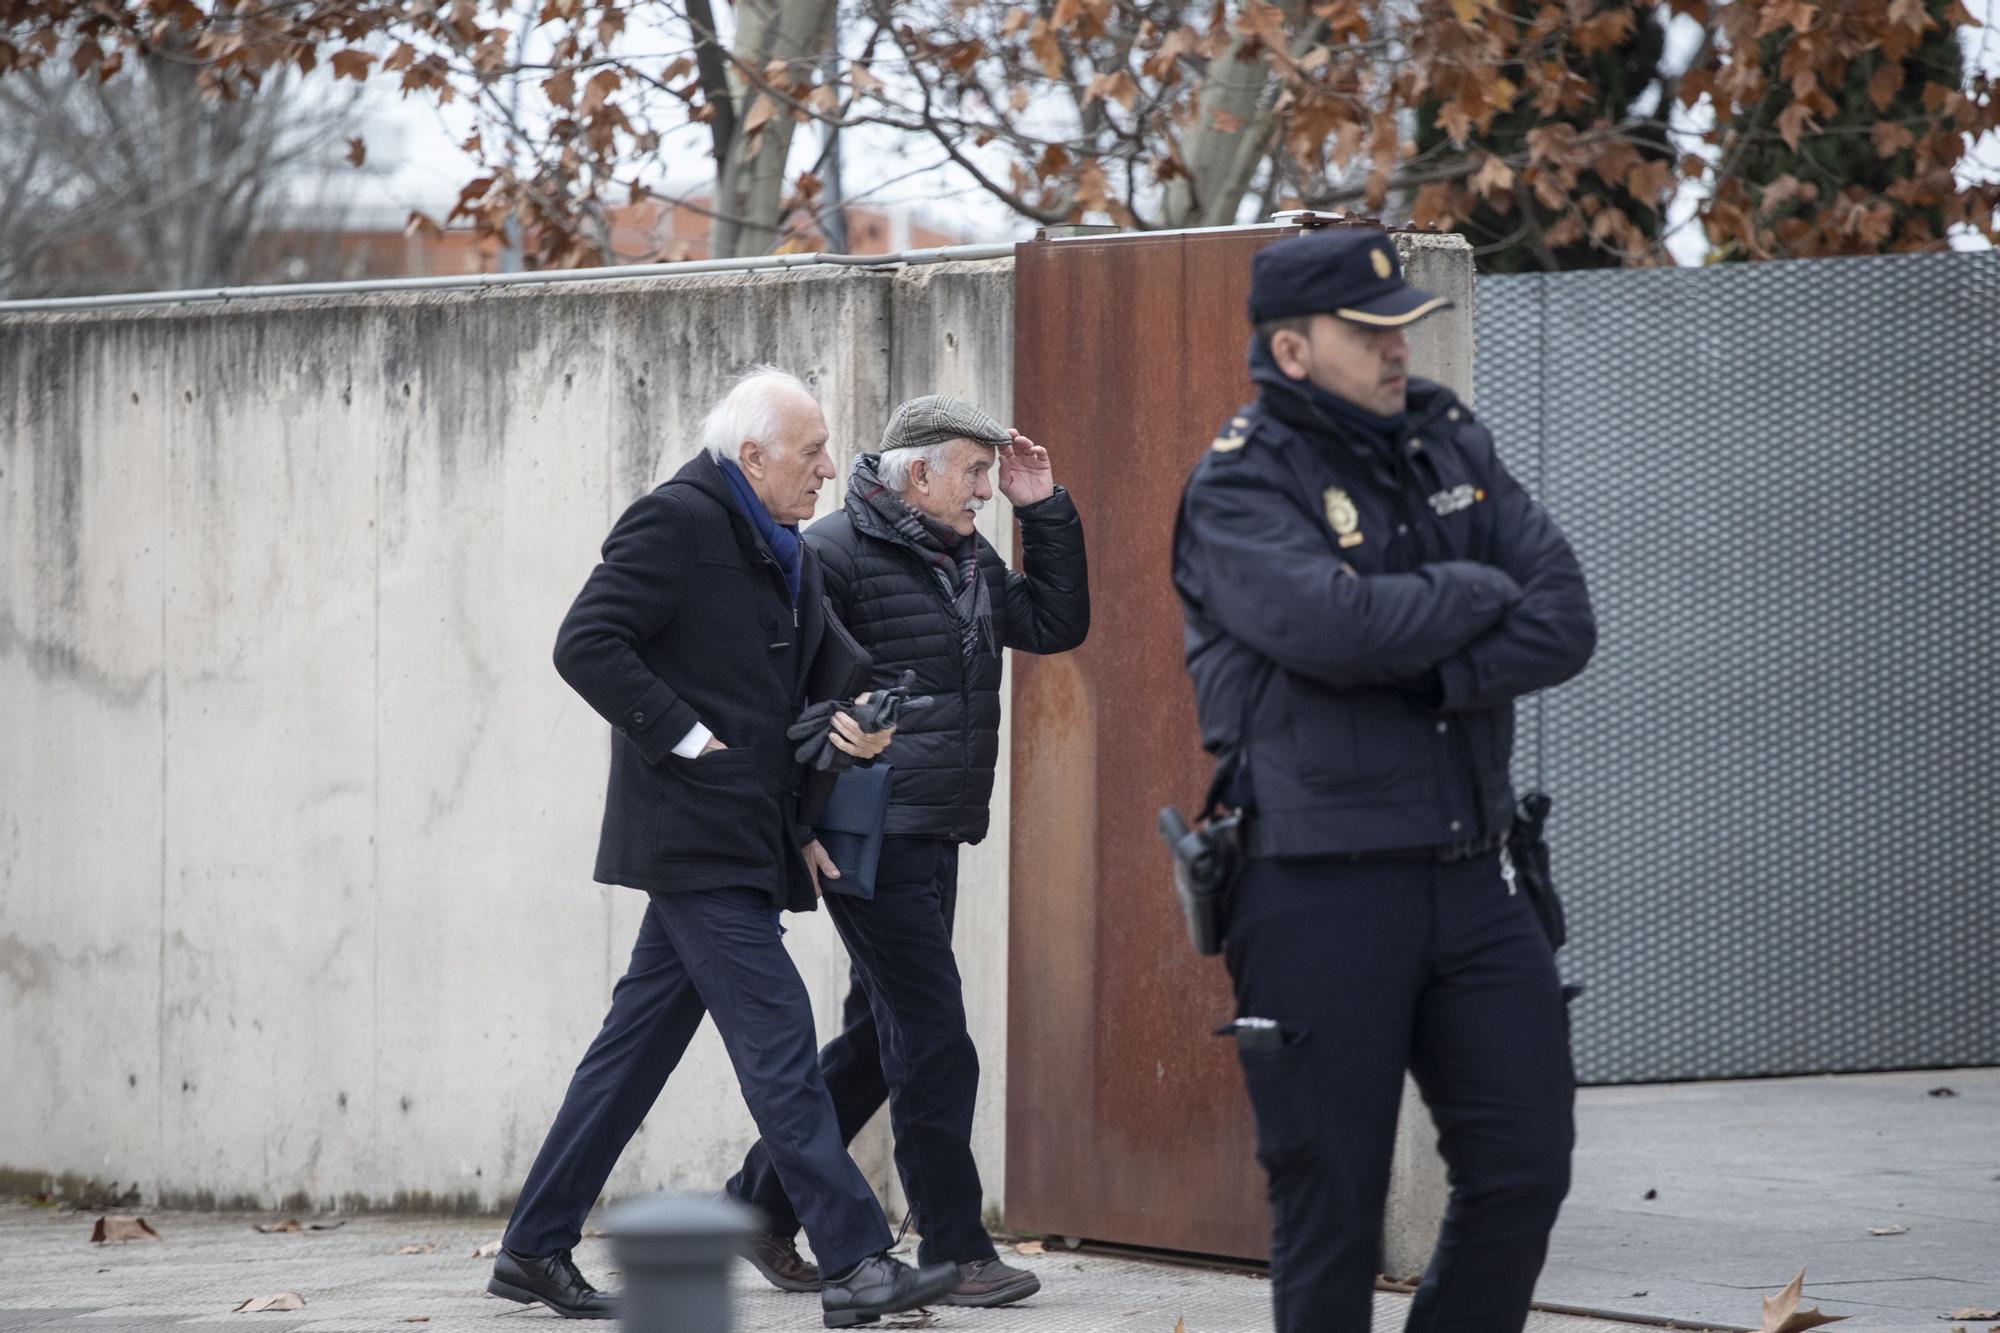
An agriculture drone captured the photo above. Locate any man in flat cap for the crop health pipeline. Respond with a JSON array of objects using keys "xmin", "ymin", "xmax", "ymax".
[
  {"xmin": 1172, "ymin": 227, "xmax": 1596, "ymax": 1331},
  {"xmin": 726, "ymin": 394, "xmax": 1090, "ymax": 1308}
]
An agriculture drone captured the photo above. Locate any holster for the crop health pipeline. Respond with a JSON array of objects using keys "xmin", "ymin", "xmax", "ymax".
[
  {"xmin": 1157, "ymin": 805, "xmax": 1247, "ymax": 957},
  {"xmin": 1508, "ymin": 793, "xmax": 1584, "ymax": 1003}
]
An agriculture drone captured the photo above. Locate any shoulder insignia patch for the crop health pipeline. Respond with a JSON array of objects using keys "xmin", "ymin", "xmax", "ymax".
[{"xmin": 1210, "ymin": 430, "xmax": 1248, "ymax": 453}]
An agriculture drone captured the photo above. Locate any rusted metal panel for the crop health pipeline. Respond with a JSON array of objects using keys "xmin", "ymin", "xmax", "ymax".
[{"xmin": 1006, "ymin": 227, "xmax": 1295, "ymax": 1260}]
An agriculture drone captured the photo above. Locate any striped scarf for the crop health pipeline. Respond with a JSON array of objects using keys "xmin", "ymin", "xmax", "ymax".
[{"xmin": 852, "ymin": 453, "xmax": 995, "ymax": 659}]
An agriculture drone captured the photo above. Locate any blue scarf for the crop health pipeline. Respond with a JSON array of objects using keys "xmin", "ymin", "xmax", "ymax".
[
  {"xmin": 1247, "ymin": 335, "xmax": 1409, "ymax": 464},
  {"xmin": 718, "ymin": 459, "xmax": 801, "ymax": 606}
]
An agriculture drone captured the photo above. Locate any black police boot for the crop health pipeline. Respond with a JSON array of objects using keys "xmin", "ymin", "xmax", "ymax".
[
  {"xmin": 819, "ymin": 1252, "xmax": 959, "ymax": 1328},
  {"xmin": 487, "ymin": 1247, "xmax": 618, "ymax": 1320}
]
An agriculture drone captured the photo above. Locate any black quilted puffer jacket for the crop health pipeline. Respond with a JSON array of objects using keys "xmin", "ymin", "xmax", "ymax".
[{"xmin": 805, "ymin": 476, "xmax": 1089, "ymax": 843}]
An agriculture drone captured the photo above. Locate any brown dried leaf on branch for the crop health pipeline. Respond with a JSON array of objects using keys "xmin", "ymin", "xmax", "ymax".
[
  {"xmin": 4, "ymin": 0, "xmax": 1992, "ymax": 267},
  {"xmin": 89, "ymin": 1216, "xmax": 160, "ymax": 1244},
  {"xmin": 1761, "ymin": 1270, "xmax": 1848, "ymax": 1333}
]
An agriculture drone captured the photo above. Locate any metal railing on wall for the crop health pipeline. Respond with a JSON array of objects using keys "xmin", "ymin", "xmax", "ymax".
[{"xmin": 0, "ymin": 241, "xmax": 1017, "ymax": 316}]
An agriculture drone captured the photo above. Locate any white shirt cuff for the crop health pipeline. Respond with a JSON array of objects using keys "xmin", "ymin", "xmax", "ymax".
[{"xmin": 671, "ymin": 721, "xmax": 713, "ymax": 759}]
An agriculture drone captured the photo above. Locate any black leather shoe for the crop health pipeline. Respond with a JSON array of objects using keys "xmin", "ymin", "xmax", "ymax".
[
  {"xmin": 820, "ymin": 1252, "xmax": 959, "ymax": 1328},
  {"xmin": 488, "ymin": 1247, "xmax": 618, "ymax": 1320}
]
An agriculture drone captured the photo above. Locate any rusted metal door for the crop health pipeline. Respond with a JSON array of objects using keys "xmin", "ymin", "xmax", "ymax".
[{"xmin": 1005, "ymin": 225, "xmax": 1298, "ymax": 1260}]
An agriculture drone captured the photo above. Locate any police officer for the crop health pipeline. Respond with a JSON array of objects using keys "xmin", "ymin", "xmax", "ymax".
[{"xmin": 1171, "ymin": 229, "xmax": 1597, "ymax": 1333}]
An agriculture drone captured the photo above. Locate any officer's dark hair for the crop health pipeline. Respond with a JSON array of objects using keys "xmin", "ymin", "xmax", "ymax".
[{"xmin": 1255, "ymin": 315, "xmax": 1316, "ymax": 351}]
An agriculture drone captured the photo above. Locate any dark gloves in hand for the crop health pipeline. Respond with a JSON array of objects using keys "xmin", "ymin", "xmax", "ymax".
[
  {"xmin": 787, "ymin": 699, "xmax": 855, "ymax": 773},
  {"xmin": 786, "ymin": 671, "xmax": 936, "ymax": 773},
  {"xmin": 852, "ymin": 670, "xmax": 934, "ymax": 732}
]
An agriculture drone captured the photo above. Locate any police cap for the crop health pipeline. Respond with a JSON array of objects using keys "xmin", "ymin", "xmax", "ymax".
[{"xmin": 1247, "ymin": 228, "xmax": 1453, "ymax": 329}]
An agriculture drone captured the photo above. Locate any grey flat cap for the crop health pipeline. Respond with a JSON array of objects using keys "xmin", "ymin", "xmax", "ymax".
[{"xmin": 879, "ymin": 394, "xmax": 1011, "ymax": 453}]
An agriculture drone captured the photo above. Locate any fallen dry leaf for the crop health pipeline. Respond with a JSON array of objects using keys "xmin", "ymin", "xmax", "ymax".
[
  {"xmin": 1868, "ymin": 1225, "xmax": 1909, "ymax": 1236},
  {"xmin": 1014, "ymin": 1240, "xmax": 1045, "ymax": 1256},
  {"xmin": 90, "ymin": 1216, "xmax": 160, "ymax": 1244},
  {"xmin": 398, "ymin": 1242, "xmax": 437, "ymax": 1255},
  {"xmin": 1643, "ymin": 1188, "xmax": 1659, "ymax": 1200},
  {"xmin": 1761, "ymin": 1270, "xmax": 1848, "ymax": 1333},
  {"xmin": 882, "ymin": 1314, "xmax": 934, "ymax": 1330},
  {"xmin": 472, "ymin": 1238, "xmax": 503, "ymax": 1258},
  {"xmin": 1929, "ymin": 1086, "xmax": 1958, "ymax": 1097},
  {"xmin": 582, "ymin": 1229, "xmax": 608, "ymax": 1239},
  {"xmin": 1944, "ymin": 1311, "xmax": 2000, "ymax": 1322},
  {"xmin": 232, "ymin": 1292, "xmax": 306, "ymax": 1313},
  {"xmin": 404, "ymin": 1320, "xmax": 430, "ymax": 1325},
  {"xmin": 1175, "ymin": 1319, "xmax": 1187, "ymax": 1333},
  {"xmin": 255, "ymin": 1219, "xmax": 302, "ymax": 1233}
]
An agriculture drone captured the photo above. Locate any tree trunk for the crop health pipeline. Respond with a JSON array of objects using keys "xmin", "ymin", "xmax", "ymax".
[
  {"xmin": 709, "ymin": 0, "xmax": 839, "ymax": 257},
  {"xmin": 1160, "ymin": 24, "xmax": 1268, "ymax": 228}
]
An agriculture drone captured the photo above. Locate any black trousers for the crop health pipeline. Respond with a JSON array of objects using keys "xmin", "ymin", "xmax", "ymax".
[
  {"xmin": 502, "ymin": 887, "xmax": 890, "ymax": 1277},
  {"xmin": 727, "ymin": 837, "xmax": 997, "ymax": 1267},
  {"xmin": 1224, "ymin": 852, "xmax": 1574, "ymax": 1333}
]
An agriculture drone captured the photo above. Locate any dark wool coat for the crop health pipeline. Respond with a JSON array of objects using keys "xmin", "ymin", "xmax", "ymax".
[
  {"xmin": 805, "ymin": 486, "xmax": 1090, "ymax": 843},
  {"xmin": 553, "ymin": 450, "xmax": 830, "ymax": 912}
]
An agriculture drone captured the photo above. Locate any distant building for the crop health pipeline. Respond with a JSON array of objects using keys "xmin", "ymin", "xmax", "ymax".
[{"xmin": 254, "ymin": 196, "xmax": 969, "ymax": 285}]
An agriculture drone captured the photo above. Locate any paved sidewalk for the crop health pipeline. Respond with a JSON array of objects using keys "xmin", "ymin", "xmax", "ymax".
[
  {"xmin": 0, "ymin": 1205, "xmax": 1641, "ymax": 1333},
  {"xmin": 4, "ymin": 1068, "xmax": 1994, "ymax": 1332},
  {"xmin": 1540, "ymin": 1067, "xmax": 2000, "ymax": 1330}
]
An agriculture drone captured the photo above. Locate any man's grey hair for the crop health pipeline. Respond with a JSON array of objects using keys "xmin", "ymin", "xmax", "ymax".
[
  {"xmin": 878, "ymin": 441, "xmax": 958, "ymax": 492},
  {"xmin": 701, "ymin": 365, "xmax": 813, "ymax": 463}
]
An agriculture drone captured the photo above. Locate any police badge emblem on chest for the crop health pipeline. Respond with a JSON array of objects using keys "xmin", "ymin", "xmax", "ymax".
[{"xmin": 1323, "ymin": 487, "xmax": 1364, "ymax": 548}]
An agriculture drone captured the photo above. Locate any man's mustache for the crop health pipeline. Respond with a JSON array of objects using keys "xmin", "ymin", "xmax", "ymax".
[{"xmin": 965, "ymin": 497, "xmax": 987, "ymax": 513}]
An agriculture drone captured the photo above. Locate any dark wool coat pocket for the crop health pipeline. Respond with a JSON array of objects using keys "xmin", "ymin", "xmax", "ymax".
[{"xmin": 656, "ymin": 748, "xmax": 781, "ymax": 870}]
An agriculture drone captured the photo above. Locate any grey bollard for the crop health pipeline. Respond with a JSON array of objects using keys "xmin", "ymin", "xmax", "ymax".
[{"xmin": 607, "ymin": 1192, "xmax": 763, "ymax": 1333}]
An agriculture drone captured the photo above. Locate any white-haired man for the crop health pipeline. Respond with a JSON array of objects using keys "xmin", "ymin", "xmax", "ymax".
[
  {"xmin": 491, "ymin": 368, "xmax": 959, "ymax": 1328},
  {"xmin": 726, "ymin": 395, "xmax": 1090, "ymax": 1307}
]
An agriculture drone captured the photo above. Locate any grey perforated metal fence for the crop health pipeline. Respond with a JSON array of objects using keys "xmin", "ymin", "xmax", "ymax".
[{"xmin": 1475, "ymin": 251, "xmax": 2000, "ymax": 1085}]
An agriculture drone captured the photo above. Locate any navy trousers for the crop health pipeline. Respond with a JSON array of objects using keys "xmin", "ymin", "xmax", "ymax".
[
  {"xmin": 502, "ymin": 887, "xmax": 890, "ymax": 1277},
  {"xmin": 727, "ymin": 837, "xmax": 997, "ymax": 1267},
  {"xmin": 1224, "ymin": 852, "xmax": 1574, "ymax": 1333}
]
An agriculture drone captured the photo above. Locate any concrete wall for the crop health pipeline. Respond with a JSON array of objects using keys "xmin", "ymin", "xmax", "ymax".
[
  {"xmin": 0, "ymin": 261, "xmax": 1015, "ymax": 1219},
  {"xmin": 1, "ymin": 234, "xmax": 1473, "ymax": 1256}
]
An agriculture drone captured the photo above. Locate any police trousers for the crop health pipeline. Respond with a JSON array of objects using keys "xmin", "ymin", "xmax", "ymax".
[
  {"xmin": 727, "ymin": 837, "xmax": 997, "ymax": 1267},
  {"xmin": 1224, "ymin": 852, "xmax": 1574, "ymax": 1333},
  {"xmin": 502, "ymin": 887, "xmax": 891, "ymax": 1276}
]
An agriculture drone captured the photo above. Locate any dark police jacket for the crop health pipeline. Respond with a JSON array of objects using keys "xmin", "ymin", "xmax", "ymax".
[
  {"xmin": 806, "ymin": 485, "xmax": 1089, "ymax": 844},
  {"xmin": 1172, "ymin": 365, "xmax": 1596, "ymax": 859},
  {"xmin": 554, "ymin": 451, "xmax": 829, "ymax": 912}
]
